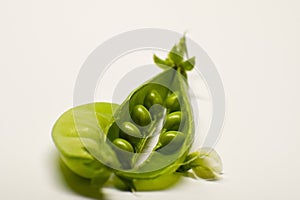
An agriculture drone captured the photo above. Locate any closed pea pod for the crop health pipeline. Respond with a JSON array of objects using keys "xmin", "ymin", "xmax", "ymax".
[{"xmin": 131, "ymin": 105, "xmax": 152, "ymax": 126}]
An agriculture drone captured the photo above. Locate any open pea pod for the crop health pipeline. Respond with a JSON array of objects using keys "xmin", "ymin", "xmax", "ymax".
[
  {"xmin": 52, "ymin": 35, "xmax": 222, "ymax": 193},
  {"xmin": 103, "ymin": 36, "xmax": 196, "ymax": 188},
  {"xmin": 52, "ymin": 102, "xmax": 120, "ymax": 185}
]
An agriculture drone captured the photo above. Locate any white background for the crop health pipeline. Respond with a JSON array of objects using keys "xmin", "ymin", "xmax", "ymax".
[{"xmin": 1, "ymin": 0, "xmax": 300, "ymax": 199}]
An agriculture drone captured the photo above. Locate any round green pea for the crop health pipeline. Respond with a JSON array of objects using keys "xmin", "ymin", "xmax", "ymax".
[
  {"xmin": 113, "ymin": 138, "xmax": 134, "ymax": 152},
  {"xmin": 120, "ymin": 122, "xmax": 141, "ymax": 138},
  {"xmin": 131, "ymin": 105, "xmax": 152, "ymax": 126},
  {"xmin": 157, "ymin": 131, "xmax": 185, "ymax": 153},
  {"xmin": 164, "ymin": 92, "xmax": 180, "ymax": 111},
  {"xmin": 163, "ymin": 111, "xmax": 182, "ymax": 131},
  {"xmin": 107, "ymin": 122, "xmax": 120, "ymax": 141},
  {"xmin": 119, "ymin": 121, "xmax": 142, "ymax": 145},
  {"xmin": 144, "ymin": 89, "xmax": 163, "ymax": 109}
]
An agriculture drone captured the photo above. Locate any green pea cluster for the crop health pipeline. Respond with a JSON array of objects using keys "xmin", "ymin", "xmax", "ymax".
[{"xmin": 107, "ymin": 87, "xmax": 185, "ymax": 157}]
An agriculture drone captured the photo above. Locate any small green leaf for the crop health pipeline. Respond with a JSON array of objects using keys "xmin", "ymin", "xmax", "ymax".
[
  {"xmin": 153, "ymin": 34, "xmax": 196, "ymax": 74},
  {"xmin": 153, "ymin": 54, "xmax": 172, "ymax": 69},
  {"xmin": 179, "ymin": 57, "xmax": 195, "ymax": 71},
  {"xmin": 165, "ymin": 58, "xmax": 174, "ymax": 66},
  {"xmin": 168, "ymin": 45, "xmax": 184, "ymax": 64},
  {"xmin": 177, "ymin": 35, "xmax": 187, "ymax": 58}
]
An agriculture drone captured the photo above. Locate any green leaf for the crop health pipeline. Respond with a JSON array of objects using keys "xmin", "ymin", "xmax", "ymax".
[
  {"xmin": 153, "ymin": 34, "xmax": 196, "ymax": 76},
  {"xmin": 153, "ymin": 54, "xmax": 173, "ymax": 69},
  {"xmin": 177, "ymin": 35, "xmax": 187, "ymax": 58},
  {"xmin": 179, "ymin": 56, "xmax": 195, "ymax": 71},
  {"xmin": 168, "ymin": 45, "xmax": 184, "ymax": 64}
]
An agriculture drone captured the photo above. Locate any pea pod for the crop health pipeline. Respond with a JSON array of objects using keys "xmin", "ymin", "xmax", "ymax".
[
  {"xmin": 52, "ymin": 103, "xmax": 119, "ymax": 184},
  {"xmin": 113, "ymin": 172, "xmax": 182, "ymax": 191},
  {"xmin": 103, "ymin": 36, "xmax": 195, "ymax": 188},
  {"xmin": 52, "ymin": 35, "xmax": 223, "ymax": 193}
]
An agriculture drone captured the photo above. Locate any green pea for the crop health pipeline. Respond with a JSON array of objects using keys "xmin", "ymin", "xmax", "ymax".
[
  {"xmin": 120, "ymin": 122, "xmax": 141, "ymax": 138},
  {"xmin": 113, "ymin": 138, "xmax": 134, "ymax": 153},
  {"xmin": 157, "ymin": 131, "xmax": 185, "ymax": 153},
  {"xmin": 107, "ymin": 122, "xmax": 120, "ymax": 141},
  {"xmin": 119, "ymin": 122, "xmax": 142, "ymax": 145},
  {"xmin": 159, "ymin": 131, "xmax": 184, "ymax": 146},
  {"xmin": 164, "ymin": 92, "xmax": 180, "ymax": 111},
  {"xmin": 163, "ymin": 111, "xmax": 182, "ymax": 131},
  {"xmin": 131, "ymin": 105, "xmax": 151, "ymax": 126},
  {"xmin": 144, "ymin": 89, "xmax": 163, "ymax": 109}
]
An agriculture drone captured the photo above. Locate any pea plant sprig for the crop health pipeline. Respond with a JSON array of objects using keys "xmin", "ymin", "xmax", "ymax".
[
  {"xmin": 153, "ymin": 35, "xmax": 195, "ymax": 79},
  {"xmin": 52, "ymin": 35, "xmax": 223, "ymax": 195}
]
